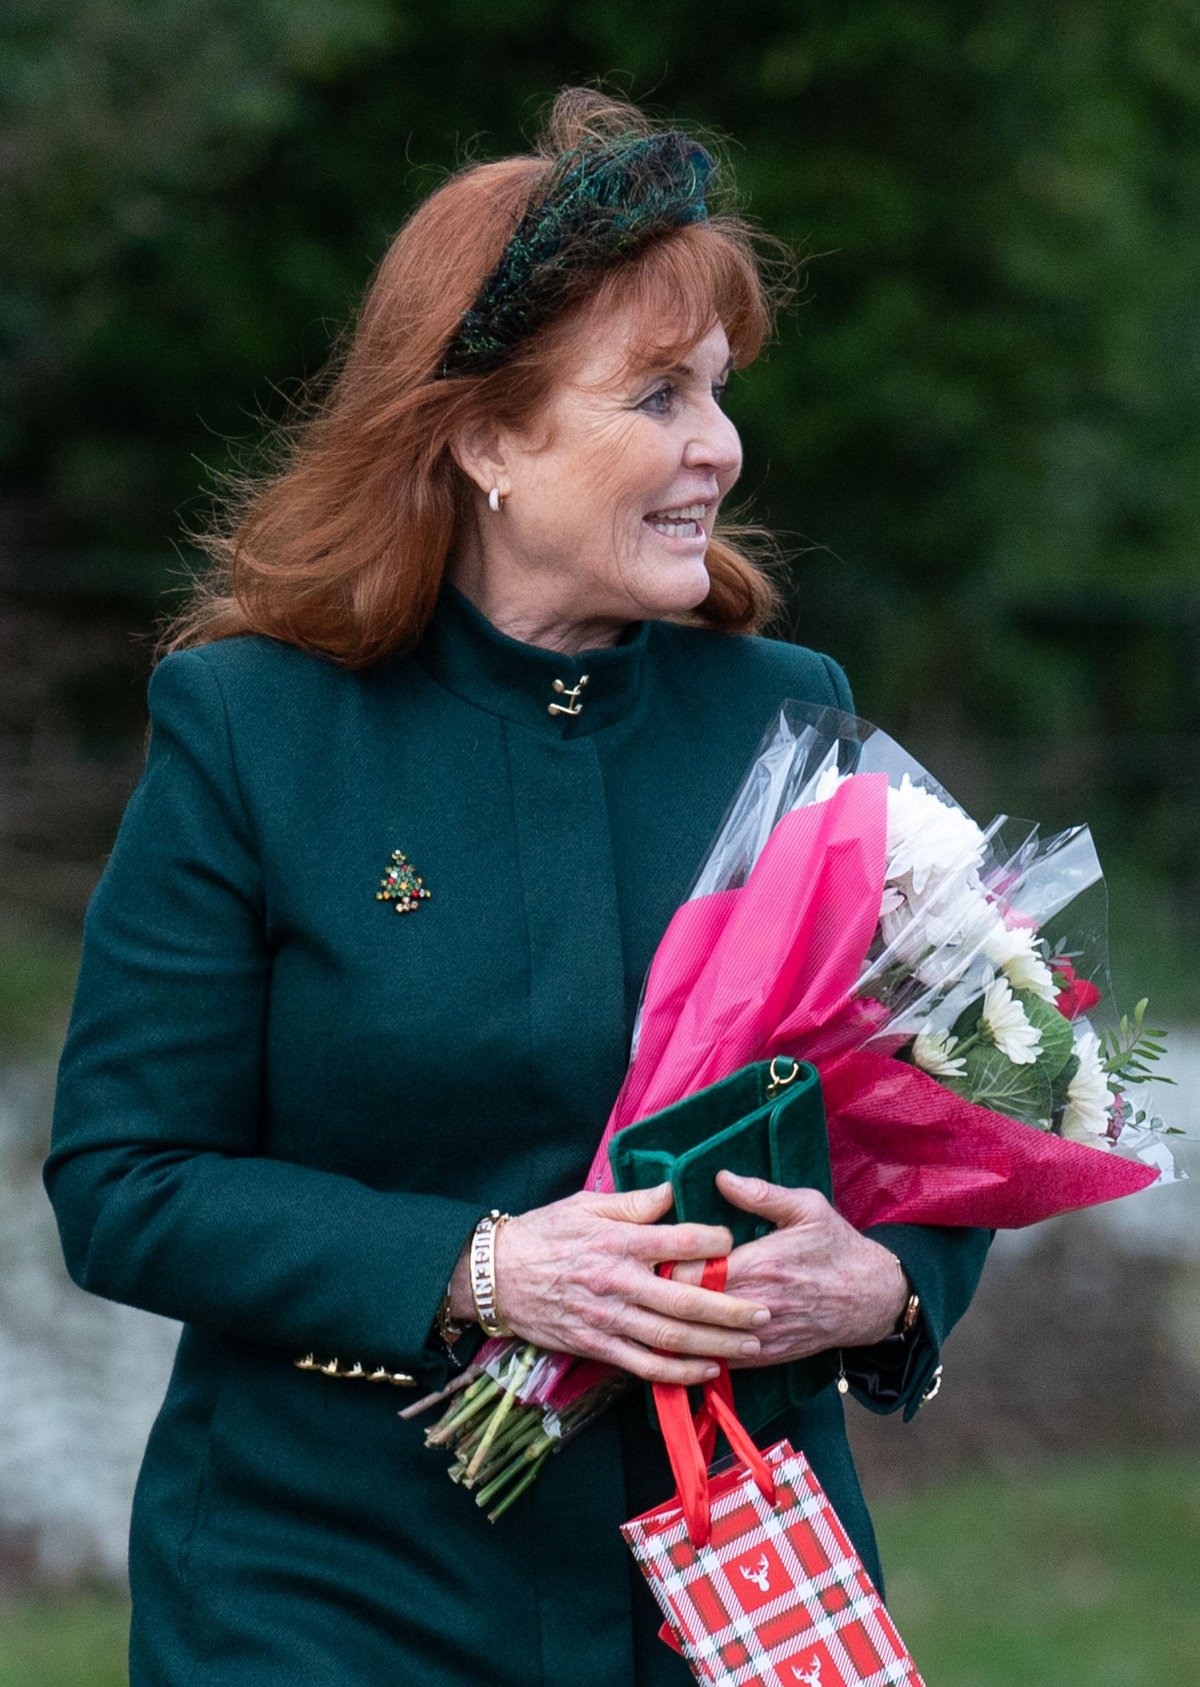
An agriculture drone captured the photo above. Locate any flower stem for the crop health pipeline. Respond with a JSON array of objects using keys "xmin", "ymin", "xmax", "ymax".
[
  {"xmin": 475, "ymin": 1419, "xmax": 561, "ymax": 1501},
  {"xmin": 398, "ymin": 1363, "xmax": 482, "ymax": 1421},
  {"xmin": 486, "ymin": 1442, "xmax": 557, "ymax": 1522},
  {"xmin": 474, "ymin": 1433, "xmax": 548, "ymax": 1507},
  {"xmin": 425, "ymin": 1373, "xmax": 499, "ymax": 1445},
  {"xmin": 465, "ymin": 1345, "xmax": 536, "ymax": 1482},
  {"xmin": 461, "ymin": 1407, "xmax": 546, "ymax": 1488}
]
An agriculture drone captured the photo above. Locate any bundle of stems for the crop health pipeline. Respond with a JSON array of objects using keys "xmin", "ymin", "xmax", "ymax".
[{"xmin": 408, "ymin": 1346, "xmax": 630, "ymax": 1521}]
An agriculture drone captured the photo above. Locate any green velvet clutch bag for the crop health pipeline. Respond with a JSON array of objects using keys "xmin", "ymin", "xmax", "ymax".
[{"xmin": 607, "ymin": 1056, "xmax": 836, "ymax": 1432}]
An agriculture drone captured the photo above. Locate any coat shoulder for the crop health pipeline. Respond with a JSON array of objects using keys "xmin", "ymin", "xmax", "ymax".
[
  {"xmin": 148, "ymin": 637, "xmax": 389, "ymax": 758},
  {"xmin": 653, "ymin": 621, "xmax": 855, "ymax": 714},
  {"xmin": 152, "ymin": 634, "xmax": 347, "ymax": 707}
]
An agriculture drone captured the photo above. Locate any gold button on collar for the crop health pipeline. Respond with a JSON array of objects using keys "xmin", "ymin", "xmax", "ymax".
[{"xmin": 547, "ymin": 673, "xmax": 589, "ymax": 717}]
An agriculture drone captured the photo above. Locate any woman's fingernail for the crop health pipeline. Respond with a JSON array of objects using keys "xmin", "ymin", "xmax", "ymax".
[
  {"xmin": 751, "ymin": 1309, "xmax": 771, "ymax": 1327},
  {"xmin": 740, "ymin": 1338, "xmax": 761, "ymax": 1356},
  {"xmin": 703, "ymin": 1364, "xmax": 721, "ymax": 1378}
]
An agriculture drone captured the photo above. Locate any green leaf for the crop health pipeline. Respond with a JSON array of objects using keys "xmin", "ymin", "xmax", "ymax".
[
  {"xmin": 951, "ymin": 1045, "xmax": 1049, "ymax": 1125},
  {"xmin": 1018, "ymin": 992, "xmax": 1075, "ymax": 1083},
  {"xmin": 950, "ymin": 997, "xmax": 983, "ymax": 1043}
]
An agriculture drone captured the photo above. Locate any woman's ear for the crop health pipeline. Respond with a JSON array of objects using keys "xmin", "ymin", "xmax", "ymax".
[{"xmin": 449, "ymin": 419, "xmax": 511, "ymax": 502}]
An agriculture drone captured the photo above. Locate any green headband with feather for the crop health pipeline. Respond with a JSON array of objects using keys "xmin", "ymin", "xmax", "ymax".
[{"xmin": 437, "ymin": 130, "xmax": 715, "ymax": 379}]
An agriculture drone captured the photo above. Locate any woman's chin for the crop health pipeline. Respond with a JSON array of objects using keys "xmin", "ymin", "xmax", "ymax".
[
  {"xmin": 630, "ymin": 550, "xmax": 712, "ymax": 616},
  {"xmin": 664, "ymin": 559, "xmax": 714, "ymax": 615}
]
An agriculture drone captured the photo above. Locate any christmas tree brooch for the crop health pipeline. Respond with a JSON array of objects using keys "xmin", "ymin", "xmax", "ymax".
[{"xmin": 376, "ymin": 849, "xmax": 432, "ymax": 915}]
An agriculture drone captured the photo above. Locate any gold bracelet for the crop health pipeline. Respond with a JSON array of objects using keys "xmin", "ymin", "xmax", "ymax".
[
  {"xmin": 892, "ymin": 1257, "xmax": 921, "ymax": 1337},
  {"xmin": 437, "ymin": 1286, "xmax": 472, "ymax": 1352},
  {"xmin": 469, "ymin": 1209, "xmax": 513, "ymax": 1338}
]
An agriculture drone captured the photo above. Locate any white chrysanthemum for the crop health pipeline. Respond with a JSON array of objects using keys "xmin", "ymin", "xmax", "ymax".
[
  {"xmin": 981, "ymin": 972, "xmax": 1043, "ymax": 1065},
  {"xmin": 912, "ymin": 1025, "xmax": 967, "ymax": 1079},
  {"xmin": 885, "ymin": 775, "xmax": 987, "ymax": 897},
  {"xmin": 985, "ymin": 923, "xmax": 1057, "ymax": 1003},
  {"xmin": 1060, "ymin": 1030, "xmax": 1112, "ymax": 1142},
  {"xmin": 879, "ymin": 873, "xmax": 1004, "ymax": 989}
]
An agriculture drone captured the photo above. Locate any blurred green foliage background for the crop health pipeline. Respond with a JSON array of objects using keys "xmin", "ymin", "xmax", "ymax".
[
  {"xmin": 3, "ymin": 0, "xmax": 1198, "ymax": 1028},
  {"xmin": 2, "ymin": 7, "xmax": 1199, "ymax": 1683},
  {"xmin": 3, "ymin": 1455, "xmax": 1199, "ymax": 1684}
]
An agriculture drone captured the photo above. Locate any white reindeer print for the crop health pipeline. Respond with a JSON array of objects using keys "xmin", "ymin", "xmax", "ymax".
[
  {"xmin": 791, "ymin": 1655, "xmax": 822, "ymax": 1686},
  {"xmin": 738, "ymin": 1552, "xmax": 772, "ymax": 1595}
]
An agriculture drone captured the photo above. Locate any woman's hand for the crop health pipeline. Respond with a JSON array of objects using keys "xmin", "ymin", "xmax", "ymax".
[
  {"xmin": 671, "ymin": 1172, "xmax": 908, "ymax": 1366},
  {"xmin": 456, "ymin": 1182, "xmax": 773, "ymax": 1386}
]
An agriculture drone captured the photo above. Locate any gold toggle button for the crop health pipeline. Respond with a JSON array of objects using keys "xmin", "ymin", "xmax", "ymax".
[
  {"xmin": 294, "ymin": 1352, "xmax": 416, "ymax": 1387},
  {"xmin": 548, "ymin": 673, "xmax": 589, "ymax": 717}
]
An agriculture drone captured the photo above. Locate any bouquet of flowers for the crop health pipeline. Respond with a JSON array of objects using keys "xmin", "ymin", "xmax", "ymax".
[{"xmin": 406, "ymin": 704, "xmax": 1179, "ymax": 1517}]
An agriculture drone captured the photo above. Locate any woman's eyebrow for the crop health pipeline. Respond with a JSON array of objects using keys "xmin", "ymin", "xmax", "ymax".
[{"xmin": 664, "ymin": 356, "xmax": 735, "ymax": 379}]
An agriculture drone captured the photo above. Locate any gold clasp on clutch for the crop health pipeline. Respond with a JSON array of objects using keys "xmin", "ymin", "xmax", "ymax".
[{"xmin": 766, "ymin": 1056, "xmax": 799, "ymax": 1096}]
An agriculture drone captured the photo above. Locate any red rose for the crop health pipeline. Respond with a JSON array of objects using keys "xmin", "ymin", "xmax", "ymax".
[{"xmin": 1051, "ymin": 959, "xmax": 1103, "ymax": 1021}]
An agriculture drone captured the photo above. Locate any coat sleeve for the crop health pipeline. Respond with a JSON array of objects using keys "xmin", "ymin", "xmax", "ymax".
[
  {"xmin": 843, "ymin": 1223, "xmax": 992, "ymax": 1420},
  {"xmin": 43, "ymin": 648, "xmax": 480, "ymax": 1387},
  {"xmin": 814, "ymin": 647, "xmax": 994, "ymax": 1419}
]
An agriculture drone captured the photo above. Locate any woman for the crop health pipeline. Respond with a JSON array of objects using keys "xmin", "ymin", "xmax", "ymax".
[{"xmin": 46, "ymin": 89, "xmax": 989, "ymax": 1685}]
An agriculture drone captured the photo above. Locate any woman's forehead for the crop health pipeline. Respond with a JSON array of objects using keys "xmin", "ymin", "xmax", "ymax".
[{"xmin": 566, "ymin": 305, "xmax": 731, "ymax": 390}]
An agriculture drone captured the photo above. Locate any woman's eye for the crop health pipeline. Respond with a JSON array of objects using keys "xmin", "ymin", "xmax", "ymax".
[
  {"xmin": 640, "ymin": 385, "xmax": 674, "ymax": 414},
  {"xmin": 639, "ymin": 380, "xmax": 729, "ymax": 414}
]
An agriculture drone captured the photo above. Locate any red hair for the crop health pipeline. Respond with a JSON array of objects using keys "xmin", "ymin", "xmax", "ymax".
[{"xmin": 167, "ymin": 90, "xmax": 793, "ymax": 666}]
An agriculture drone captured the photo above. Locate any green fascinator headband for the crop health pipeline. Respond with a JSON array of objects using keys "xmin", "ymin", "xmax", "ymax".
[{"xmin": 438, "ymin": 130, "xmax": 715, "ymax": 379}]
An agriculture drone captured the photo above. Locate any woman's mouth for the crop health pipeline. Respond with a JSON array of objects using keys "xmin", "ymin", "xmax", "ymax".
[{"xmin": 643, "ymin": 502, "xmax": 709, "ymax": 542}]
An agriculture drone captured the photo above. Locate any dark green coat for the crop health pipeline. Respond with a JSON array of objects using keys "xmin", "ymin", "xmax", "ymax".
[{"xmin": 46, "ymin": 579, "xmax": 989, "ymax": 1685}]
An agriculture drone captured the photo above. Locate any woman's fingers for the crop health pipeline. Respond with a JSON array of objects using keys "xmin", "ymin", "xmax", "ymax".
[
  {"xmin": 495, "ymin": 1190, "xmax": 768, "ymax": 1373},
  {"xmin": 580, "ymin": 1189, "xmax": 733, "ymax": 1261},
  {"xmin": 613, "ymin": 1303, "xmax": 763, "ymax": 1362},
  {"xmin": 636, "ymin": 1272, "xmax": 770, "ymax": 1332},
  {"xmin": 598, "ymin": 1339, "xmax": 724, "ymax": 1387},
  {"xmin": 624, "ymin": 1220, "xmax": 734, "ymax": 1261},
  {"xmin": 586, "ymin": 1183, "xmax": 676, "ymax": 1223}
]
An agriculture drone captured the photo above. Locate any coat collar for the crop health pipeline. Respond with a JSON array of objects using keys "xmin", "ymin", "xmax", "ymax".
[{"xmin": 411, "ymin": 578, "xmax": 651, "ymax": 737}]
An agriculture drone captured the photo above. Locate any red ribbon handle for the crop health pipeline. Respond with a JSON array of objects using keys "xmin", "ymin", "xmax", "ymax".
[{"xmin": 652, "ymin": 1257, "xmax": 777, "ymax": 1547}]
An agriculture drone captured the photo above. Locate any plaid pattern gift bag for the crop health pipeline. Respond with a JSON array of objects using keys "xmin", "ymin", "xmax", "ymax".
[{"xmin": 622, "ymin": 1261, "xmax": 925, "ymax": 1687}]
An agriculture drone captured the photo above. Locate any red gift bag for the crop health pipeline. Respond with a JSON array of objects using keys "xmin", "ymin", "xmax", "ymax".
[{"xmin": 622, "ymin": 1260, "xmax": 926, "ymax": 1687}]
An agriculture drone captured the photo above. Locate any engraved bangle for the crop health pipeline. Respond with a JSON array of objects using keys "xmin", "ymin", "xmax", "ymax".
[{"xmin": 469, "ymin": 1209, "xmax": 513, "ymax": 1338}]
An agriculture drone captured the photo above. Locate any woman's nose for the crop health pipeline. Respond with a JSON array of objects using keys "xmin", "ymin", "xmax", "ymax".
[{"xmin": 683, "ymin": 403, "xmax": 742, "ymax": 480}]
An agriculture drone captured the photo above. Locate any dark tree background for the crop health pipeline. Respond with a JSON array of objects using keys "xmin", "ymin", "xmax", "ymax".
[
  {"xmin": 2, "ymin": 17, "xmax": 1199, "ymax": 1676},
  {"xmin": 4, "ymin": 0, "xmax": 1199, "ymax": 1035}
]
